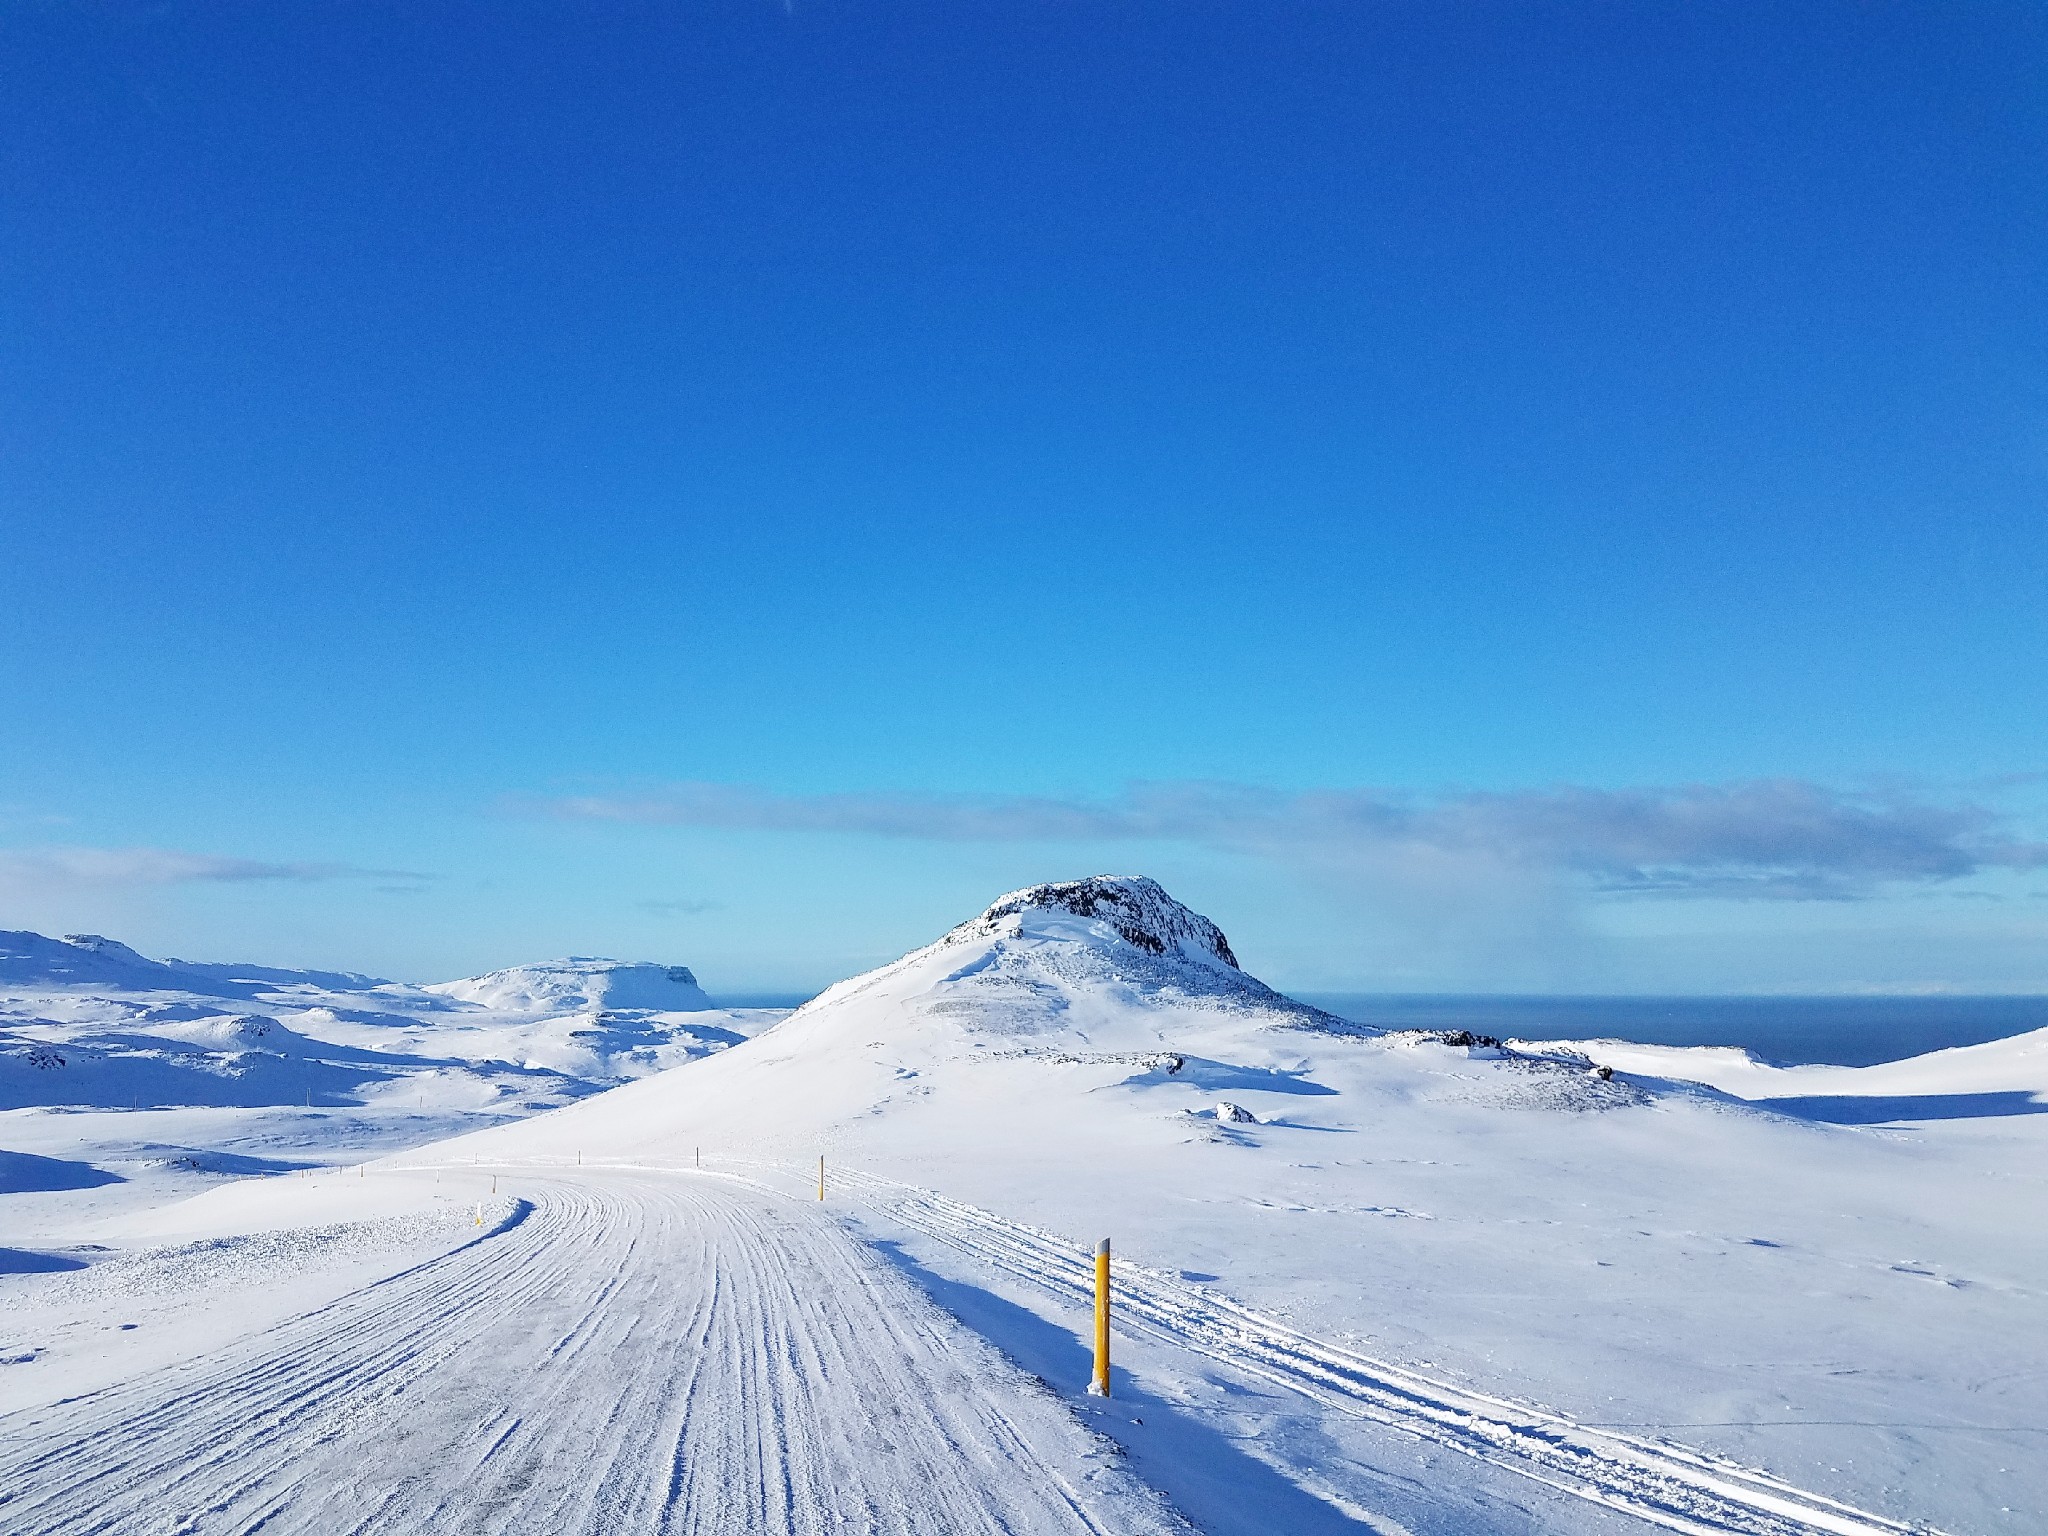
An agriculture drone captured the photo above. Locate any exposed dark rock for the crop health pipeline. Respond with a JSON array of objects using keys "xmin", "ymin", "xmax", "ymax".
[{"xmin": 957, "ymin": 876, "xmax": 1242, "ymax": 969}]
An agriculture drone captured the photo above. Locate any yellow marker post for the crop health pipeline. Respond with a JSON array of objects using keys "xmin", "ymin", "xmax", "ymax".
[
  {"xmin": 1091, "ymin": 1239, "xmax": 1111, "ymax": 1397},
  {"xmin": 818, "ymin": 1155, "xmax": 825, "ymax": 1201}
]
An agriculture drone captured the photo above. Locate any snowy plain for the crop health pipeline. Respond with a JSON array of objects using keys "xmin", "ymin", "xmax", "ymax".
[{"xmin": 2, "ymin": 882, "xmax": 2042, "ymax": 1533}]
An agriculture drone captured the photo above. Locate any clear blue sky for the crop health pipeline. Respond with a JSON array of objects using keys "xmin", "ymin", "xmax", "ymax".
[{"xmin": 3, "ymin": 1, "xmax": 2044, "ymax": 993}]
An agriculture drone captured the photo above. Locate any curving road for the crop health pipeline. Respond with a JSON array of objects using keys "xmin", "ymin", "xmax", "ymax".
[{"xmin": 0, "ymin": 1172, "xmax": 1186, "ymax": 1535}]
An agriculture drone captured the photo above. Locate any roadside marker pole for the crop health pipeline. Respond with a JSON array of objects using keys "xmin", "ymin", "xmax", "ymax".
[
  {"xmin": 818, "ymin": 1155, "xmax": 825, "ymax": 1200},
  {"xmin": 1091, "ymin": 1239, "xmax": 1111, "ymax": 1397},
  {"xmin": 695, "ymin": 1146, "xmax": 700, "ymax": 1169}
]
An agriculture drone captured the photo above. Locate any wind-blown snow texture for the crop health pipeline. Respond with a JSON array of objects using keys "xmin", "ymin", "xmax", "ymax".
[{"xmin": 4, "ymin": 880, "xmax": 2044, "ymax": 1534}]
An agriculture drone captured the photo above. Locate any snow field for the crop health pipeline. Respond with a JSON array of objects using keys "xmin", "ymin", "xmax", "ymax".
[{"xmin": 826, "ymin": 1165, "xmax": 1931, "ymax": 1536}]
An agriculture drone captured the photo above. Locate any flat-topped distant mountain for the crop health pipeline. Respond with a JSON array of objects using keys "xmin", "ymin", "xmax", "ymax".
[{"xmin": 425, "ymin": 957, "xmax": 715, "ymax": 1016}]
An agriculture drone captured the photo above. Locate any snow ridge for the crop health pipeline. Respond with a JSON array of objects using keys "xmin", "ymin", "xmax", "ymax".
[
  {"xmin": 0, "ymin": 932, "xmax": 387, "ymax": 998},
  {"xmin": 0, "ymin": 932, "xmax": 189, "ymax": 991}
]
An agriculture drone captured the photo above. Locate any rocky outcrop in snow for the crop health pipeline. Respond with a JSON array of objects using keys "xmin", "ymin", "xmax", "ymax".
[
  {"xmin": 792, "ymin": 874, "xmax": 1354, "ymax": 1043},
  {"xmin": 943, "ymin": 876, "xmax": 1242, "ymax": 969}
]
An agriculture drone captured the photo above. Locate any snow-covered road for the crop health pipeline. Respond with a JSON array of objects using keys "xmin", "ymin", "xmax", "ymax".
[{"xmin": 0, "ymin": 1171, "xmax": 1185, "ymax": 1535}]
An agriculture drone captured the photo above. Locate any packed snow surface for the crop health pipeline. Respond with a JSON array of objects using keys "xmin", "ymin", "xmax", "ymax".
[
  {"xmin": 0, "ymin": 1169, "xmax": 1184, "ymax": 1535},
  {"xmin": 4, "ymin": 879, "xmax": 2044, "ymax": 1533}
]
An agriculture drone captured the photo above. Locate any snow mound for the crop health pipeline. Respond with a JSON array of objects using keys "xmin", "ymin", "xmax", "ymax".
[
  {"xmin": 134, "ymin": 1012, "xmax": 281, "ymax": 1048},
  {"xmin": 1186, "ymin": 1100, "xmax": 1261, "ymax": 1124},
  {"xmin": 425, "ymin": 958, "xmax": 714, "ymax": 1015}
]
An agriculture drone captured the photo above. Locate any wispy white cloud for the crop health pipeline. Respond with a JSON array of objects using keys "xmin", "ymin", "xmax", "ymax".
[
  {"xmin": 522, "ymin": 778, "xmax": 2048, "ymax": 901},
  {"xmin": 0, "ymin": 846, "xmax": 428, "ymax": 889}
]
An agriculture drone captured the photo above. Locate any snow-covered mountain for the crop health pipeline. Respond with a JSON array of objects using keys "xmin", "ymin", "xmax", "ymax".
[{"xmin": 425, "ymin": 956, "xmax": 715, "ymax": 1014}]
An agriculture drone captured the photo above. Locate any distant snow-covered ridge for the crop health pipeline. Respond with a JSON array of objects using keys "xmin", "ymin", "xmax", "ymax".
[
  {"xmin": 1, "ymin": 931, "xmax": 235, "ymax": 996},
  {"xmin": 0, "ymin": 931, "xmax": 772, "ymax": 1124},
  {"xmin": 0, "ymin": 931, "xmax": 393, "ymax": 1001},
  {"xmin": 424, "ymin": 957, "xmax": 714, "ymax": 1015}
]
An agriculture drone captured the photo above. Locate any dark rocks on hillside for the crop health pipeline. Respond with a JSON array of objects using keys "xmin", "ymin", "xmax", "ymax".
[{"xmin": 966, "ymin": 876, "xmax": 1243, "ymax": 969}]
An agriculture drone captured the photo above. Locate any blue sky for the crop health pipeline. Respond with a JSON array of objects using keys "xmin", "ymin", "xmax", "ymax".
[{"xmin": 2, "ymin": 1, "xmax": 2044, "ymax": 992}]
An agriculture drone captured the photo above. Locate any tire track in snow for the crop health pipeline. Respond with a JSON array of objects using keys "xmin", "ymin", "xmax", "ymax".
[
  {"xmin": 820, "ymin": 1166, "xmax": 1943, "ymax": 1536},
  {"xmin": 0, "ymin": 1173, "xmax": 1188, "ymax": 1536}
]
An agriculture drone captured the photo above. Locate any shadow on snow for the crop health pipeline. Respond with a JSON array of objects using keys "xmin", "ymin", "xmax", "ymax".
[
  {"xmin": 869, "ymin": 1237, "xmax": 1383, "ymax": 1536},
  {"xmin": 1761, "ymin": 1091, "xmax": 2048, "ymax": 1125}
]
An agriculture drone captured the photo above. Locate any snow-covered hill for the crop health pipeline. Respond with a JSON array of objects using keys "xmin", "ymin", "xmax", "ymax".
[
  {"xmin": 796, "ymin": 873, "xmax": 1346, "ymax": 1039},
  {"xmin": 440, "ymin": 875, "xmax": 1628, "ymax": 1164}
]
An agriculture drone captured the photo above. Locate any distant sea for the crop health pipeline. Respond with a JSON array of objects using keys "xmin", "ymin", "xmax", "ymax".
[{"xmin": 1295, "ymin": 995, "xmax": 2048, "ymax": 1068}]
